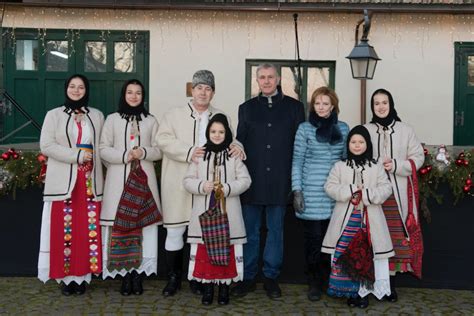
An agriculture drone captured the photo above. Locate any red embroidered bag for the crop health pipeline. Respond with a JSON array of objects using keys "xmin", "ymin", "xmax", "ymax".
[
  {"xmin": 337, "ymin": 191, "xmax": 375, "ymax": 289},
  {"xmin": 114, "ymin": 160, "xmax": 162, "ymax": 232}
]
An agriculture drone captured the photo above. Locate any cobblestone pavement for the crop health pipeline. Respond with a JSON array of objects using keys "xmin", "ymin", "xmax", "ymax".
[{"xmin": 0, "ymin": 277, "xmax": 473, "ymax": 315}]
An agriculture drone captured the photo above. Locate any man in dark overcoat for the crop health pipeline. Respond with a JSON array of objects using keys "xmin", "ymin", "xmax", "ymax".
[{"xmin": 232, "ymin": 63, "xmax": 305, "ymax": 299}]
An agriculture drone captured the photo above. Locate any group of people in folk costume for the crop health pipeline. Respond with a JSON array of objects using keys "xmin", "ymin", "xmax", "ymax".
[{"xmin": 38, "ymin": 64, "xmax": 424, "ymax": 308}]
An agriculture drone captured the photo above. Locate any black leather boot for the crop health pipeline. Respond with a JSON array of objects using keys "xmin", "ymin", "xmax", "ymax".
[
  {"xmin": 190, "ymin": 279, "xmax": 203, "ymax": 295},
  {"xmin": 201, "ymin": 283, "xmax": 214, "ymax": 305},
  {"xmin": 74, "ymin": 282, "xmax": 86, "ymax": 295},
  {"xmin": 61, "ymin": 282, "xmax": 74, "ymax": 296},
  {"xmin": 384, "ymin": 276, "xmax": 398, "ymax": 302},
  {"xmin": 121, "ymin": 273, "xmax": 133, "ymax": 296},
  {"xmin": 162, "ymin": 249, "xmax": 183, "ymax": 297},
  {"xmin": 307, "ymin": 275, "xmax": 322, "ymax": 301},
  {"xmin": 132, "ymin": 271, "xmax": 144, "ymax": 295},
  {"xmin": 357, "ymin": 295, "xmax": 369, "ymax": 308},
  {"xmin": 217, "ymin": 284, "xmax": 229, "ymax": 305}
]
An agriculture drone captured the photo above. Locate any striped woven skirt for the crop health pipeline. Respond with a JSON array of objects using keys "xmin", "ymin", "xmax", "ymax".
[
  {"xmin": 327, "ymin": 207, "xmax": 362, "ymax": 298},
  {"xmin": 382, "ymin": 194, "xmax": 412, "ymax": 273}
]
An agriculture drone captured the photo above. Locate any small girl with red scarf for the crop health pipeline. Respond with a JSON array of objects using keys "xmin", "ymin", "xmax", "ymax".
[
  {"xmin": 321, "ymin": 125, "xmax": 394, "ymax": 308},
  {"xmin": 183, "ymin": 114, "xmax": 251, "ymax": 306}
]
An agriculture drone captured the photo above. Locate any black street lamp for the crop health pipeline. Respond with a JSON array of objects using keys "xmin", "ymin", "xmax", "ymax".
[{"xmin": 346, "ymin": 10, "xmax": 381, "ymax": 80}]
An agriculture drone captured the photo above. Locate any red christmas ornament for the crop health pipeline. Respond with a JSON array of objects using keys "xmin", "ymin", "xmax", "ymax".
[
  {"xmin": 459, "ymin": 152, "xmax": 465, "ymax": 159},
  {"xmin": 464, "ymin": 160, "xmax": 469, "ymax": 166},
  {"xmin": 7, "ymin": 148, "xmax": 16, "ymax": 154},
  {"xmin": 1, "ymin": 152, "xmax": 10, "ymax": 161},
  {"xmin": 12, "ymin": 153, "xmax": 20, "ymax": 160},
  {"xmin": 455, "ymin": 159, "xmax": 463, "ymax": 166},
  {"xmin": 426, "ymin": 165, "xmax": 432, "ymax": 172},
  {"xmin": 463, "ymin": 185, "xmax": 471, "ymax": 193},
  {"xmin": 420, "ymin": 168, "xmax": 428, "ymax": 175},
  {"xmin": 466, "ymin": 179, "xmax": 473, "ymax": 186}
]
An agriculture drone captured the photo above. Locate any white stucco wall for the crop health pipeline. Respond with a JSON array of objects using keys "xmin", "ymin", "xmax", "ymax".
[{"xmin": 2, "ymin": 7, "xmax": 474, "ymax": 144}]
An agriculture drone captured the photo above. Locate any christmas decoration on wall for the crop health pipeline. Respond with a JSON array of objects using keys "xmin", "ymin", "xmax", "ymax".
[
  {"xmin": 418, "ymin": 146, "xmax": 442, "ymax": 222},
  {"xmin": 1, "ymin": 7, "xmax": 474, "ymax": 58},
  {"xmin": 446, "ymin": 151, "xmax": 473, "ymax": 203},
  {"xmin": 418, "ymin": 147, "xmax": 474, "ymax": 222},
  {"xmin": 435, "ymin": 144, "xmax": 450, "ymax": 168},
  {"xmin": 0, "ymin": 149, "xmax": 42, "ymax": 199}
]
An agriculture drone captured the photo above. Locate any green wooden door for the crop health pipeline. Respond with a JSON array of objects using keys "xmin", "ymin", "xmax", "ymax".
[
  {"xmin": 1, "ymin": 28, "xmax": 149, "ymax": 144},
  {"xmin": 454, "ymin": 42, "xmax": 474, "ymax": 145}
]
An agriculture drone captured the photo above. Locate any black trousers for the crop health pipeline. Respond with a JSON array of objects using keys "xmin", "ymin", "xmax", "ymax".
[{"xmin": 301, "ymin": 219, "xmax": 330, "ymax": 282}]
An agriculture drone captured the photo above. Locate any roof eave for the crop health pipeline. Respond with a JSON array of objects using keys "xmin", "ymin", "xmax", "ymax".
[{"xmin": 3, "ymin": 2, "xmax": 474, "ymax": 14}]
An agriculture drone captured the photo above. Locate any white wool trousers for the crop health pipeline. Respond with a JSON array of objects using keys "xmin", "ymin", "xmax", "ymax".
[{"xmin": 164, "ymin": 226, "xmax": 187, "ymax": 251}]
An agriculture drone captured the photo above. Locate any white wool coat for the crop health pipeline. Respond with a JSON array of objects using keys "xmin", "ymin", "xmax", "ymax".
[
  {"xmin": 157, "ymin": 103, "xmax": 240, "ymax": 228},
  {"xmin": 99, "ymin": 113, "xmax": 162, "ymax": 226},
  {"xmin": 322, "ymin": 161, "xmax": 395, "ymax": 260},
  {"xmin": 40, "ymin": 106, "xmax": 104, "ymax": 201},
  {"xmin": 183, "ymin": 152, "xmax": 251, "ymax": 244},
  {"xmin": 364, "ymin": 121, "xmax": 424, "ymax": 232}
]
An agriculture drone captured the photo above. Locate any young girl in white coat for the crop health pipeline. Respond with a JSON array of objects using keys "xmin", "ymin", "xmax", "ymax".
[
  {"xmin": 322, "ymin": 125, "xmax": 394, "ymax": 308},
  {"xmin": 183, "ymin": 114, "xmax": 251, "ymax": 306}
]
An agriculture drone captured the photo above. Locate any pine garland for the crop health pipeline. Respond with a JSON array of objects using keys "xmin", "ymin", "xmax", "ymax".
[
  {"xmin": 0, "ymin": 151, "xmax": 42, "ymax": 200},
  {"xmin": 445, "ymin": 150, "xmax": 473, "ymax": 204},
  {"xmin": 417, "ymin": 148, "xmax": 443, "ymax": 223},
  {"xmin": 418, "ymin": 148, "xmax": 474, "ymax": 222}
]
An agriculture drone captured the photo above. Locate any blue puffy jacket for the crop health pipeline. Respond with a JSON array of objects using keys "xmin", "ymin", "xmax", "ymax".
[{"xmin": 291, "ymin": 121, "xmax": 349, "ymax": 220}]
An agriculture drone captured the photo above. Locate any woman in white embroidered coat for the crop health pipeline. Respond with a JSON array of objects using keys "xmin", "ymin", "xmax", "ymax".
[
  {"xmin": 100, "ymin": 79, "xmax": 162, "ymax": 296},
  {"xmin": 322, "ymin": 125, "xmax": 393, "ymax": 309},
  {"xmin": 183, "ymin": 114, "xmax": 251, "ymax": 306},
  {"xmin": 38, "ymin": 74, "xmax": 104, "ymax": 296},
  {"xmin": 364, "ymin": 89, "xmax": 424, "ymax": 302}
]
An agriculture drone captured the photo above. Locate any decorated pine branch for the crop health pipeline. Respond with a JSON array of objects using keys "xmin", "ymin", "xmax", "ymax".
[
  {"xmin": 0, "ymin": 149, "xmax": 43, "ymax": 200},
  {"xmin": 418, "ymin": 147, "xmax": 473, "ymax": 222}
]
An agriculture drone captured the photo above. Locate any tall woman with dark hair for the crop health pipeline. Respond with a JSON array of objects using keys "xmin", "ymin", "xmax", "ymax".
[
  {"xmin": 38, "ymin": 74, "xmax": 104, "ymax": 295},
  {"xmin": 100, "ymin": 79, "xmax": 162, "ymax": 295},
  {"xmin": 364, "ymin": 89, "xmax": 424, "ymax": 302}
]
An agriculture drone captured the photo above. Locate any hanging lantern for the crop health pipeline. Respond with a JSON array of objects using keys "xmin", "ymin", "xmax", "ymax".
[{"xmin": 346, "ymin": 10, "xmax": 381, "ymax": 80}]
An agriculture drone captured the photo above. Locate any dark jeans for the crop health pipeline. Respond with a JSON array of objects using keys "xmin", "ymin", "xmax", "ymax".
[
  {"xmin": 242, "ymin": 204, "xmax": 286, "ymax": 280},
  {"xmin": 302, "ymin": 219, "xmax": 330, "ymax": 282}
]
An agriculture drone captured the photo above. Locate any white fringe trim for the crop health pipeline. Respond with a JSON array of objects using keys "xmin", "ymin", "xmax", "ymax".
[{"xmin": 359, "ymin": 258, "xmax": 391, "ymax": 299}]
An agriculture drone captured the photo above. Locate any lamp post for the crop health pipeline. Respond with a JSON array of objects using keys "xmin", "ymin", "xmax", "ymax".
[
  {"xmin": 346, "ymin": 10, "xmax": 381, "ymax": 124},
  {"xmin": 346, "ymin": 10, "xmax": 381, "ymax": 80}
]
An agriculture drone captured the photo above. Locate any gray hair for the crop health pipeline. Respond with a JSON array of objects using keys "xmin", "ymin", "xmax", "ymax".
[{"xmin": 256, "ymin": 63, "xmax": 280, "ymax": 77}]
